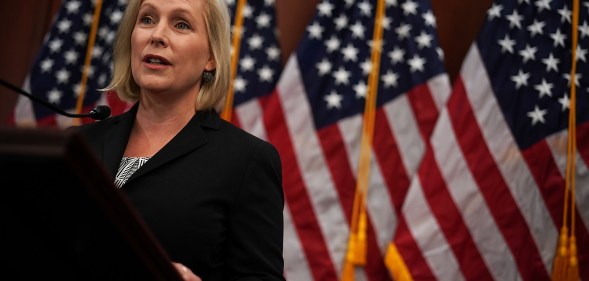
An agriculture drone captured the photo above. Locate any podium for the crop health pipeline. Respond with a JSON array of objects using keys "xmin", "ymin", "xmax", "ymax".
[{"xmin": 0, "ymin": 127, "xmax": 182, "ymax": 281}]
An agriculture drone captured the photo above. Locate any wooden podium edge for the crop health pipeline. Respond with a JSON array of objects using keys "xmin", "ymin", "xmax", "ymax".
[{"xmin": 0, "ymin": 126, "xmax": 183, "ymax": 281}]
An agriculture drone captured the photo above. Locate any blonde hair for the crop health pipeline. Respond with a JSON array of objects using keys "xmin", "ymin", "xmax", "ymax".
[{"xmin": 104, "ymin": 0, "xmax": 231, "ymax": 111}]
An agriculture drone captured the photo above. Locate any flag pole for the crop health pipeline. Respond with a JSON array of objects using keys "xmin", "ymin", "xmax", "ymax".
[
  {"xmin": 221, "ymin": 0, "xmax": 247, "ymax": 121},
  {"xmin": 342, "ymin": 0, "xmax": 385, "ymax": 280},
  {"xmin": 74, "ymin": 0, "xmax": 104, "ymax": 126},
  {"xmin": 552, "ymin": 0, "xmax": 580, "ymax": 280}
]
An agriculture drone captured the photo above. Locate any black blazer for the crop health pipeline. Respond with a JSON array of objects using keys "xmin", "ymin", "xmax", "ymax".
[{"xmin": 75, "ymin": 103, "xmax": 285, "ymax": 281}]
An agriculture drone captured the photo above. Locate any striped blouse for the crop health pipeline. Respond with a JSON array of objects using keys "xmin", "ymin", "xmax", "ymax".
[{"xmin": 114, "ymin": 156, "xmax": 150, "ymax": 188}]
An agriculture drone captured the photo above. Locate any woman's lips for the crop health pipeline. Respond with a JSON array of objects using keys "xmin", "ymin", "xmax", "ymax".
[{"xmin": 143, "ymin": 54, "xmax": 171, "ymax": 65}]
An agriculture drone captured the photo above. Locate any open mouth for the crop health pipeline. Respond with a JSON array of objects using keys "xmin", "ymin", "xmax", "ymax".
[{"xmin": 144, "ymin": 54, "xmax": 171, "ymax": 65}]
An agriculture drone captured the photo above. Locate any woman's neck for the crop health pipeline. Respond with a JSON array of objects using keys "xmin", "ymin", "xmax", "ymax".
[
  {"xmin": 136, "ymin": 88, "xmax": 198, "ymax": 126},
  {"xmin": 123, "ymin": 91, "xmax": 198, "ymax": 157}
]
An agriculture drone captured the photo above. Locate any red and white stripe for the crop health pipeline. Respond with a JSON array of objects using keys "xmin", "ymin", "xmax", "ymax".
[
  {"xmin": 394, "ymin": 45, "xmax": 589, "ymax": 280},
  {"xmin": 232, "ymin": 55, "xmax": 450, "ymax": 281}
]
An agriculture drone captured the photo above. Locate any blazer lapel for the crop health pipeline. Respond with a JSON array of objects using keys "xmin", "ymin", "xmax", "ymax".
[
  {"xmin": 102, "ymin": 103, "xmax": 137, "ymax": 177},
  {"xmin": 125, "ymin": 109, "xmax": 220, "ymax": 183}
]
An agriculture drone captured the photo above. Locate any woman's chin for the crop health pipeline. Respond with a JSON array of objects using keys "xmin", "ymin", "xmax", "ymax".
[{"xmin": 138, "ymin": 82, "xmax": 174, "ymax": 94}]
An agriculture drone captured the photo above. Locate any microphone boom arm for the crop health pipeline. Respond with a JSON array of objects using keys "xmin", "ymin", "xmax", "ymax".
[{"xmin": 0, "ymin": 78, "xmax": 111, "ymax": 120}]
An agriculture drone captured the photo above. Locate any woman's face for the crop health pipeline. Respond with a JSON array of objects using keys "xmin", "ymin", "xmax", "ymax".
[{"xmin": 131, "ymin": 0, "xmax": 215, "ymax": 96}]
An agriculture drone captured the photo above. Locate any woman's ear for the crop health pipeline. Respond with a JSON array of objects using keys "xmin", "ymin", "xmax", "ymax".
[{"xmin": 205, "ymin": 55, "xmax": 216, "ymax": 72}]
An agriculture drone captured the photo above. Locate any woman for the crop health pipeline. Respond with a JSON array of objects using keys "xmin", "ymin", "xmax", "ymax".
[{"xmin": 75, "ymin": 0, "xmax": 285, "ymax": 280}]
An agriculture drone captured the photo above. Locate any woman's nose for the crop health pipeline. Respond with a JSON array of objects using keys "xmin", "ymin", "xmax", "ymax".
[{"xmin": 150, "ymin": 24, "xmax": 168, "ymax": 47}]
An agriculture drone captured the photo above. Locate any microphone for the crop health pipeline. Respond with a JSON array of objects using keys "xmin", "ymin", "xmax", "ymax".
[
  {"xmin": 0, "ymin": 78, "xmax": 111, "ymax": 120},
  {"xmin": 87, "ymin": 105, "xmax": 112, "ymax": 120}
]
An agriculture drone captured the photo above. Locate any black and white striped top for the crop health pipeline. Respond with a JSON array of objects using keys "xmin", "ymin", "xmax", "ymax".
[{"xmin": 114, "ymin": 156, "xmax": 150, "ymax": 188}]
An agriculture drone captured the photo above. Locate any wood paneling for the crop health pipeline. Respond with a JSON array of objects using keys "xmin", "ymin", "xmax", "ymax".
[
  {"xmin": 432, "ymin": 0, "xmax": 492, "ymax": 83},
  {"xmin": 0, "ymin": 0, "xmax": 61, "ymax": 124},
  {"xmin": 275, "ymin": 0, "xmax": 320, "ymax": 64}
]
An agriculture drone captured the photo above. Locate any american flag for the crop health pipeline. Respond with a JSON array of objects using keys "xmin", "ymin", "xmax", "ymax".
[
  {"xmin": 228, "ymin": 0, "xmax": 450, "ymax": 280},
  {"xmin": 391, "ymin": 0, "xmax": 589, "ymax": 280},
  {"xmin": 12, "ymin": 0, "xmax": 131, "ymax": 128},
  {"xmin": 224, "ymin": 0, "xmax": 283, "ymax": 130}
]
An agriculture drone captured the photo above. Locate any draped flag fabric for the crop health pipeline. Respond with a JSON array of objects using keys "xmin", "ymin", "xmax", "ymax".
[
  {"xmin": 226, "ymin": 0, "xmax": 450, "ymax": 280},
  {"xmin": 12, "ymin": 0, "xmax": 131, "ymax": 128},
  {"xmin": 224, "ymin": 0, "xmax": 283, "ymax": 130},
  {"xmin": 391, "ymin": 0, "xmax": 589, "ymax": 280}
]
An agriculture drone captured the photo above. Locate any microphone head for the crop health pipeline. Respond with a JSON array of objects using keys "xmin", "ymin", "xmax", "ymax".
[{"xmin": 89, "ymin": 105, "xmax": 112, "ymax": 120}]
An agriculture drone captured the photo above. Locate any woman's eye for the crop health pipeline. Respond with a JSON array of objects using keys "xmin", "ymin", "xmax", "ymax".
[
  {"xmin": 176, "ymin": 22, "xmax": 191, "ymax": 30},
  {"xmin": 140, "ymin": 16, "xmax": 153, "ymax": 25}
]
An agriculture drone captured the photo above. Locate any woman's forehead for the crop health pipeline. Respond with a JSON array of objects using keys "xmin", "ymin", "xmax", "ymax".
[{"xmin": 139, "ymin": 0, "xmax": 205, "ymax": 12}]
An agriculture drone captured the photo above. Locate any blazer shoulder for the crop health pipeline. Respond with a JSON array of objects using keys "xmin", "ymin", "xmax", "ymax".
[
  {"xmin": 73, "ymin": 102, "xmax": 136, "ymax": 137},
  {"xmin": 217, "ymin": 117, "xmax": 278, "ymax": 153},
  {"xmin": 73, "ymin": 116, "xmax": 118, "ymax": 136}
]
